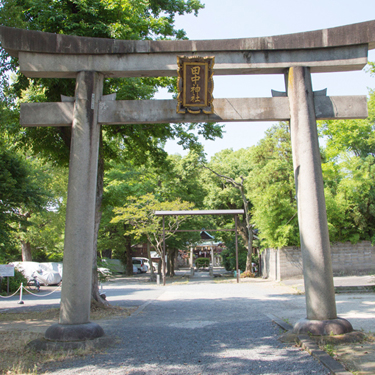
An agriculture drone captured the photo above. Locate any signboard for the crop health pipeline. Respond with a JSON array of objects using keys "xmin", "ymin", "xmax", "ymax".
[
  {"xmin": 0, "ymin": 264, "xmax": 15, "ymax": 277},
  {"xmin": 177, "ymin": 56, "xmax": 215, "ymax": 114}
]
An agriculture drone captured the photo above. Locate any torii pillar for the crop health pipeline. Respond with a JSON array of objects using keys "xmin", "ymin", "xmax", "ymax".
[
  {"xmin": 288, "ymin": 67, "xmax": 352, "ymax": 335},
  {"xmin": 45, "ymin": 71, "xmax": 105, "ymax": 341}
]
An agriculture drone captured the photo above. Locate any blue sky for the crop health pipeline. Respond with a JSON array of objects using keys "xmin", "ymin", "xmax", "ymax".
[{"xmin": 160, "ymin": 0, "xmax": 375, "ymax": 159}]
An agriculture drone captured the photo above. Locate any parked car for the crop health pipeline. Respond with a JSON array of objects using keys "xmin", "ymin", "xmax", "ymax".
[
  {"xmin": 133, "ymin": 257, "xmax": 156, "ymax": 272},
  {"xmin": 132, "ymin": 258, "xmax": 148, "ymax": 273},
  {"xmin": 133, "ymin": 265, "xmax": 140, "ymax": 274},
  {"xmin": 11, "ymin": 261, "xmax": 62, "ymax": 286}
]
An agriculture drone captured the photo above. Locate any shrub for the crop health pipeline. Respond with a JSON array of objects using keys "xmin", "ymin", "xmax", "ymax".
[
  {"xmin": 240, "ymin": 271, "xmax": 255, "ymax": 278},
  {"xmin": 0, "ymin": 270, "xmax": 27, "ymax": 295},
  {"xmin": 195, "ymin": 257, "xmax": 210, "ymax": 269}
]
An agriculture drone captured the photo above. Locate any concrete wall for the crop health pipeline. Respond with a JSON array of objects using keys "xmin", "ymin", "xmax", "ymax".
[{"xmin": 261, "ymin": 241, "xmax": 375, "ymax": 280}]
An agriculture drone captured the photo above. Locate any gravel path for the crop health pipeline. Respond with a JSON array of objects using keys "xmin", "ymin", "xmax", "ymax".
[{"xmin": 40, "ymin": 282, "xmax": 330, "ymax": 375}]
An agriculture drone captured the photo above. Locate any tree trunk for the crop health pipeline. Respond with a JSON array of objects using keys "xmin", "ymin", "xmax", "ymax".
[
  {"xmin": 91, "ymin": 133, "xmax": 109, "ymax": 306},
  {"xmin": 147, "ymin": 242, "xmax": 156, "ymax": 281},
  {"xmin": 237, "ymin": 219, "xmax": 253, "ymax": 273},
  {"xmin": 166, "ymin": 249, "xmax": 171, "ymax": 276},
  {"xmin": 125, "ymin": 234, "xmax": 133, "ymax": 276},
  {"xmin": 21, "ymin": 241, "xmax": 32, "ymax": 261},
  {"xmin": 170, "ymin": 249, "xmax": 176, "ymax": 277},
  {"xmin": 245, "ymin": 229, "xmax": 253, "ymax": 273}
]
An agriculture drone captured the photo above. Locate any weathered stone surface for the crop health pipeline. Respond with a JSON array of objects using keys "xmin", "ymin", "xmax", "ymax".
[
  {"xmin": 261, "ymin": 242, "xmax": 375, "ymax": 280},
  {"xmin": 314, "ymin": 95, "xmax": 368, "ymax": 119},
  {"xmin": 20, "ymin": 102, "xmax": 74, "ymax": 126},
  {"xmin": 289, "ymin": 66, "xmax": 337, "ymax": 321},
  {"xmin": 18, "ymin": 45, "xmax": 368, "ymax": 78},
  {"xmin": 28, "ymin": 334, "xmax": 112, "ymax": 351},
  {"xmin": 44, "ymin": 322, "xmax": 105, "ymax": 342},
  {"xmin": 294, "ymin": 318, "xmax": 353, "ymax": 335},
  {"xmin": 1, "ymin": 20, "xmax": 374, "ymax": 57},
  {"xmin": 100, "ymin": 97, "xmax": 291, "ymax": 124},
  {"xmin": 19, "ymin": 95, "xmax": 367, "ymax": 127},
  {"xmin": 59, "ymin": 71, "xmax": 103, "ymax": 329}
]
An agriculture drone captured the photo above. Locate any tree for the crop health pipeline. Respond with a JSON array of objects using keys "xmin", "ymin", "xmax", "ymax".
[
  {"xmin": 246, "ymin": 123, "xmax": 298, "ymax": 249},
  {"xmin": 0, "ymin": 0, "xmax": 223, "ymax": 303},
  {"xmin": 203, "ymin": 164, "xmax": 254, "ymax": 272},
  {"xmin": 111, "ymin": 193, "xmax": 194, "ymax": 282},
  {"xmin": 319, "ymin": 90, "xmax": 375, "ymax": 159},
  {"xmin": 17, "ymin": 162, "xmax": 68, "ymax": 262},
  {"xmin": 318, "ymin": 88, "xmax": 375, "ymax": 243},
  {"xmin": 202, "ymin": 148, "xmax": 255, "ymax": 271},
  {"xmin": 0, "ymin": 139, "xmax": 51, "ymax": 260},
  {"xmin": 98, "ymin": 158, "xmax": 157, "ymax": 275}
]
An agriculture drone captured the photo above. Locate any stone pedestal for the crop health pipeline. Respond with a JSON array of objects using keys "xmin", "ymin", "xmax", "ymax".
[
  {"xmin": 288, "ymin": 66, "xmax": 352, "ymax": 334},
  {"xmin": 45, "ymin": 322, "xmax": 104, "ymax": 342},
  {"xmin": 293, "ymin": 318, "xmax": 353, "ymax": 336},
  {"xmin": 45, "ymin": 71, "xmax": 105, "ymax": 341}
]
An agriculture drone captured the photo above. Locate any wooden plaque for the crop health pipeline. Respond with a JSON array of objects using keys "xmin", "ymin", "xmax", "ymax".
[{"xmin": 177, "ymin": 56, "xmax": 215, "ymax": 114}]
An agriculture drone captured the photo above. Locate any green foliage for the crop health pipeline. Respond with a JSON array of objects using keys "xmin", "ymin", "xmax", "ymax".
[
  {"xmin": 112, "ymin": 193, "xmax": 195, "ymax": 255},
  {"xmin": 203, "ymin": 148, "xmax": 253, "ymax": 212},
  {"xmin": 220, "ymin": 238, "xmax": 248, "ymax": 272},
  {"xmin": 0, "ymin": 139, "xmax": 48, "ymax": 255},
  {"xmin": 318, "ymin": 91, "xmax": 375, "ymax": 159},
  {"xmin": 195, "ymin": 257, "xmax": 209, "ymax": 268},
  {"xmin": 247, "ymin": 123, "xmax": 299, "ymax": 248},
  {"xmin": 201, "ymin": 148, "xmax": 254, "ymax": 256},
  {"xmin": 0, "ymin": 0, "xmax": 219, "ymax": 169},
  {"xmin": 0, "ymin": 0, "xmax": 222, "ymax": 268},
  {"xmin": 323, "ymin": 155, "xmax": 375, "ymax": 243},
  {"xmin": 98, "ymin": 150, "xmax": 207, "ymax": 257},
  {"xmin": 319, "ymin": 89, "xmax": 375, "ymax": 244},
  {"xmin": 0, "ymin": 270, "xmax": 27, "ymax": 295}
]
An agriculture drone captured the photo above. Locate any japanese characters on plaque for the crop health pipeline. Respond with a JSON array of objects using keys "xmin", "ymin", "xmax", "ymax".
[{"xmin": 177, "ymin": 56, "xmax": 215, "ymax": 114}]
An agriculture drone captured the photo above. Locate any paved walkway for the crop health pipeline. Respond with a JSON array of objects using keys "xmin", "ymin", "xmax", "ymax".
[{"xmin": 1, "ymin": 271, "xmax": 374, "ymax": 374}]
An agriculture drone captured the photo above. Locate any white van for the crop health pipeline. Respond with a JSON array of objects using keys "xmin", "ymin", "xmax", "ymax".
[{"xmin": 132, "ymin": 258, "xmax": 148, "ymax": 273}]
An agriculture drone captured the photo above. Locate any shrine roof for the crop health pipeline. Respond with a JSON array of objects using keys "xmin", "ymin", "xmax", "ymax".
[{"xmin": 0, "ymin": 20, "xmax": 374, "ymax": 58}]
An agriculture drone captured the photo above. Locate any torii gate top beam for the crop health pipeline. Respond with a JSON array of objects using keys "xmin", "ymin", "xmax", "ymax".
[
  {"xmin": 1, "ymin": 20, "xmax": 375, "ymax": 57},
  {"xmin": 0, "ymin": 21, "xmax": 374, "ymax": 78}
]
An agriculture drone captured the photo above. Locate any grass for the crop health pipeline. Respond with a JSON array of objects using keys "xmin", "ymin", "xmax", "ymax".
[
  {"xmin": 315, "ymin": 331, "xmax": 375, "ymax": 373},
  {"xmin": 0, "ymin": 304, "xmax": 135, "ymax": 374},
  {"xmin": 323, "ymin": 343, "xmax": 335, "ymax": 357},
  {"xmin": 0, "ymin": 330, "xmax": 107, "ymax": 374}
]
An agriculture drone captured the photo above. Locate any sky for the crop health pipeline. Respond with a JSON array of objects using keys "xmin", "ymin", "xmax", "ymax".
[{"xmin": 159, "ymin": 0, "xmax": 375, "ymax": 160}]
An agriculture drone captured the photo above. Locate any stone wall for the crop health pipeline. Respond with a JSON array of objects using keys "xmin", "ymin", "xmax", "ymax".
[{"xmin": 261, "ymin": 241, "xmax": 375, "ymax": 281}]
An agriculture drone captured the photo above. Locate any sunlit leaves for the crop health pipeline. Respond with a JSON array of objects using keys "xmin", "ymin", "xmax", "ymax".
[
  {"xmin": 246, "ymin": 123, "xmax": 298, "ymax": 248},
  {"xmin": 111, "ymin": 193, "xmax": 194, "ymax": 254}
]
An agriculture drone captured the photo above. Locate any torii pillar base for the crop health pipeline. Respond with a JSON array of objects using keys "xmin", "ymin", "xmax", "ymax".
[
  {"xmin": 293, "ymin": 318, "xmax": 353, "ymax": 336},
  {"xmin": 45, "ymin": 322, "xmax": 104, "ymax": 342}
]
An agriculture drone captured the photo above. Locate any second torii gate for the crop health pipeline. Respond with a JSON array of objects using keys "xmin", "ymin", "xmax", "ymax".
[
  {"xmin": 1, "ymin": 20, "xmax": 374, "ymax": 341},
  {"xmin": 154, "ymin": 209, "xmax": 244, "ymax": 285}
]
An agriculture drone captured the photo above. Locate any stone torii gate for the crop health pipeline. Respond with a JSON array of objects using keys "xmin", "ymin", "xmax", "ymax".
[{"xmin": 1, "ymin": 20, "xmax": 374, "ymax": 341}]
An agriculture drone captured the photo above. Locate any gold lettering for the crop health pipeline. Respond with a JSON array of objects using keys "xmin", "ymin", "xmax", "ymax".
[
  {"xmin": 191, "ymin": 66, "xmax": 201, "ymax": 75},
  {"xmin": 190, "ymin": 85, "xmax": 201, "ymax": 102},
  {"xmin": 190, "ymin": 65, "xmax": 202, "ymax": 103}
]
